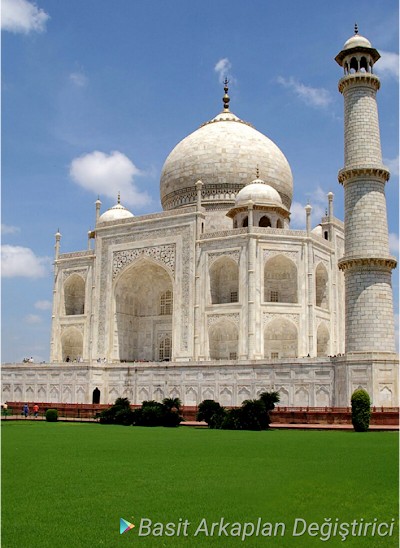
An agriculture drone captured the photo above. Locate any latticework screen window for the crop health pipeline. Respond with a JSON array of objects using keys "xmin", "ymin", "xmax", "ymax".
[
  {"xmin": 230, "ymin": 291, "xmax": 238, "ymax": 302},
  {"xmin": 159, "ymin": 337, "xmax": 172, "ymax": 361},
  {"xmin": 270, "ymin": 291, "xmax": 279, "ymax": 302},
  {"xmin": 229, "ymin": 352, "xmax": 237, "ymax": 360},
  {"xmin": 160, "ymin": 290, "xmax": 173, "ymax": 315},
  {"xmin": 271, "ymin": 352, "xmax": 279, "ymax": 359}
]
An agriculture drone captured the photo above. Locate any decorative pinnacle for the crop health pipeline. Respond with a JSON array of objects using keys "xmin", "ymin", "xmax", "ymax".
[
  {"xmin": 117, "ymin": 192, "xmax": 121, "ymax": 204},
  {"xmin": 354, "ymin": 23, "xmax": 358, "ymax": 35},
  {"xmin": 223, "ymin": 78, "xmax": 230, "ymax": 111},
  {"xmin": 256, "ymin": 166, "xmax": 260, "ymax": 179}
]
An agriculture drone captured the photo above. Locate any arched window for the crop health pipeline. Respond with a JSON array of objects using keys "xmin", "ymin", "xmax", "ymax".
[
  {"xmin": 264, "ymin": 318, "xmax": 298, "ymax": 359},
  {"xmin": 209, "ymin": 257, "xmax": 239, "ymax": 304},
  {"xmin": 209, "ymin": 319, "xmax": 238, "ymax": 360},
  {"xmin": 259, "ymin": 216, "xmax": 271, "ymax": 227},
  {"xmin": 316, "ymin": 263, "xmax": 329, "ymax": 309},
  {"xmin": 276, "ymin": 219, "xmax": 283, "ymax": 229},
  {"xmin": 160, "ymin": 290, "xmax": 173, "ymax": 315},
  {"xmin": 350, "ymin": 57, "xmax": 358, "ymax": 72},
  {"xmin": 324, "ymin": 231, "xmax": 329, "ymax": 240},
  {"xmin": 360, "ymin": 56, "xmax": 368, "ymax": 72},
  {"xmin": 159, "ymin": 337, "xmax": 172, "ymax": 361},
  {"xmin": 64, "ymin": 274, "xmax": 85, "ymax": 315},
  {"xmin": 264, "ymin": 255, "xmax": 298, "ymax": 303},
  {"xmin": 242, "ymin": 216, "xmax": 248, "ymax": 227}
]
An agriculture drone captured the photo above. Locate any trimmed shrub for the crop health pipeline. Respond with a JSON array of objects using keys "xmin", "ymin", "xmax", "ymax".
[
  {"xmin": 351, "ymin": 390, "xmax": 371, "ymax": 432},
  {"xmin": 45, "ymin": 409, "xmax": 58, "ymax": 422},
  {"xmin": 209, "ymin": 407, "xmax": 227, "ymax": 429},
  {"xmin": 114, "ymin": 397, "xmax": 131, "ymax": 409},
  {"xmin": 99, "ymin": 405, "xmax": 124, "ymax": 424}
]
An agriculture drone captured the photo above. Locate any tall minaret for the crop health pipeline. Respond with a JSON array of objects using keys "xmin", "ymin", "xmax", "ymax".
[{"xmin": 335, "ymin": 25, "xmax": 397, "ymax": 354}]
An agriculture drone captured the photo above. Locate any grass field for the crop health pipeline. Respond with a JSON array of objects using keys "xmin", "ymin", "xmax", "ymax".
[{"xmin": 2, "ymin": 422, "xmax": 398, "ymax": 547}]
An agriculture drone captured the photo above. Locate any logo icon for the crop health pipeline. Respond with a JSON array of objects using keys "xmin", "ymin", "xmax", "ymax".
[{"xmin": 120, "ymin": 517, "xmax": 135, "ymax": 535}]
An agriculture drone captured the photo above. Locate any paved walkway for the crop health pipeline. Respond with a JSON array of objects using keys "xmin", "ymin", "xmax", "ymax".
[
  {"xmin": 2, "ymin": 416, "xmax": 398, "ymax": 430},
  {"xmin": 181, "ymin": 420, "xmax": 398, "ymax": 431}
]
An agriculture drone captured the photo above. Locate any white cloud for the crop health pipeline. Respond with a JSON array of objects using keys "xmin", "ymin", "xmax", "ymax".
[
  {"xmin": 70, "ymin": 72, "xmax": 88, "ymax": 87},
  {"xmin": 215, "ymin": 58, "xmax": 233, "ymax": 84},
  {"xmin": 1, "ymin": 223, "xmax": 20, "ymax": 235},
  {"xmin": 374, "ymin": 51, "xmax": 399, "ymax": 81},
  {"xmin": 290, "ymin": 185, "xmax": 329, "ymax": 229},
  {"xmin": 1, "ymin": 0, "xmax": 49, "ymax": 34},
  {"xmin": 384, "ymin": 155, "xmax": 399, "ymax": 176},
  {"xmin": 35, "ymin": 300, "xmax": 52, "ymax": 310},
  {"xmin": 389, "ymin": 233, "xmax": 399, "ymax": 256},
  {"xmin": 23, "ymin": 314, "xmax": 43, "ymax": 324},
  {"xmin": 278, "ymin": 77, "xmax": 333, "ymax": 108},
  {"xmin": 1, "ymin": 245, "xmax": 51, "ymax": 278},
  {"xmin": 69, "ymin": 150, "xmax": 151, "ymax": 207},
  {"xmin": 289, "ymin": 202, "xmax": 306, "ymax": 228}
]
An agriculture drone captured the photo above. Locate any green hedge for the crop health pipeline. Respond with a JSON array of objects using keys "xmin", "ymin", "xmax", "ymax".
[
  {"xmin": 45, "ymin": 409, "xmax": 58, "ymax": 422},
  {"xmin": 351, "ymin": 390, "xmax": 371, "ymax": 432}
]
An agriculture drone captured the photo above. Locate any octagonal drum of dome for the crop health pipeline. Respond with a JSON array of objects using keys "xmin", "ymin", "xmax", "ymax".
[{"xmin": 160, "ymin": 111, "xmax": 293, "ymax": 211}]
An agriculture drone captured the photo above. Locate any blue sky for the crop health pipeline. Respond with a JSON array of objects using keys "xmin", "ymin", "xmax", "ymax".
[{"xmin": 2, "ymin": 0, "xmax": 399, "ymax": 362}]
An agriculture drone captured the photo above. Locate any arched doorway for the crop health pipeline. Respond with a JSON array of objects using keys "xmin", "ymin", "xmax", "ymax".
[
  {"xmin": 64, "ymin": 274, "xmax": 85, "ymax": 315},
  {"xmin": 61, "ymin": 327, "xmax": 83, "ymax": 361},
  {"xmin": 264, "ymin": 255, "xmax": 297, "ymax": 303},
  {"xmin": 316, "ymin": 263, "xmax": 329, "ymax": 309},
  {"xmin": 317, "ymin": 323, "xmax": 330, "ymax": 357},
  {"xmin": 209, "ymin": 257, "xmax": 239, "ymax": 304},
  {"xmin": 264, "ymin": 318, "xmax": 298, "ymax": 359},
  {"xmin": 209, "ymin": 319, "xmax": 238, "ymax": 360},
  {"xmin": 92, "ymin": 387, "xmax": 100, "ymax": 404},
  {"xmin": 114, "ymin": 259, "xmax": 173, "ymax": 362}
]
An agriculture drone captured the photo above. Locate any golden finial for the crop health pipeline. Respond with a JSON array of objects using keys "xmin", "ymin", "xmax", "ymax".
[
  {"xmin": 223, "ymin": 78, "xmax": 230, "ymax": 111},
  {"xmin": 117, "ymin": 192, "xmax": 121, "ymax": 204},
  {"xmin": 354, "ymin": 23, "xmax": 358, "ymax": 35},
  {"xmin": 256, "ymin": 166, "xmax": 260, "ymax": 179},
  {"xmin": 325, "ymin": 208, "xmax": 328, "ymax": 216}
]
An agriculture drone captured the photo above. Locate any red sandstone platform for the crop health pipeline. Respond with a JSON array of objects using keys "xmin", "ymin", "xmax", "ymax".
[{"xmin": 181, "ymin": 420, "xmax": 399, "ymax": 431}]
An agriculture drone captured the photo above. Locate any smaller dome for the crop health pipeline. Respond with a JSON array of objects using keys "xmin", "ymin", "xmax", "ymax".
[
  {"xmin": 99, "ymin": 202, "xmax": 134, "ymax": 223},
  {"xmin": 235, "ymin": 180, "xmax": 283, "ymax": 208},
  {"xmin": 343, "ymin": 34, "xmax": 372, "ymax": 50},
  {"xmin": 311, "ymin": 224, "xmax": 323, "ymax": 237}
]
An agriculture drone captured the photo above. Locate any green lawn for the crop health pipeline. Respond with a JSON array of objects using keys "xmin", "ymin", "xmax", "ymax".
[{"xmin": 2, "ymin": 422, "xmax": 398, "ymax": 547}]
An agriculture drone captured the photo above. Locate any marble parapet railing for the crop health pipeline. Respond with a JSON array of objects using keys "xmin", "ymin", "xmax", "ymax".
[{"xmin": 58, "ymin": 250, "xmax": 94, "ymax": 260}]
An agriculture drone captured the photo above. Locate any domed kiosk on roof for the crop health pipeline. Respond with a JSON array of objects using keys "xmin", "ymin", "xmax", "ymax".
[{"xmin": 98, "ymin": 195, "xmax": 134, "ymax": 223}]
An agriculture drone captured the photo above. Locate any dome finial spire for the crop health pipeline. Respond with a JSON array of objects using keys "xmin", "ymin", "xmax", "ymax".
[
  {"xmin": 256, "ymin": 165, "xmax": 260, "ymax": 179},
  {"xmin": 223, "ymin": 78, "xmax": 230, "ymax": 111},
  {"xmin": 117, "ymin": 192, "xmax": 121, "ymax": 204},
  {"xmin": 354, "ymin": 22, "xmax": 358, "ymax": 35}
]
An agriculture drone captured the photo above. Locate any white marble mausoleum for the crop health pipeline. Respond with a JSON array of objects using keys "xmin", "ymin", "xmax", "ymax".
[{"xmin": 2, "ymin": 28, "xmax": 398, "ymax": 408}]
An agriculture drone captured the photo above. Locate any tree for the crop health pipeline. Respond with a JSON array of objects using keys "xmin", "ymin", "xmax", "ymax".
[
  {"xmin": 196, "ymin": 400, "xmax": 224, "ymax": 424},
  {"xmin": 114, "ymin": 397, "xmax": 131, "ymax": 409},
  {"xmin": 162, "ymin": 397, "xmax": 182, "ymax": 411},
  {"xmin": 351, "ymin": 390, "xmax": 371, "ymax": 432}
]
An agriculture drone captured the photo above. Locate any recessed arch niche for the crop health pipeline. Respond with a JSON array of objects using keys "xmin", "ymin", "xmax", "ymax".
[
  {"xmin": 61, "ymin": 326, "xmax": 83, "ymax": 361},
  {"xmin": 264, "ymin": 255, "xmax": 297, "ymax": 303},
  {"xmin": 264, "ymin": 318, "xmax": 298, "ymax": 359},
  {"xmin": 64, "ymin": 274, "xmax": 85, "ymax": 315},
  {"xmin": 113, "ymin": 258, "xmax": 173, "ymax": 362},
  {"xmin": 209, "ymin": 256, "xmax": 239, "ymax": 304},
  {"xmin": 208, "ymin": 319, "xmax": 238, "ymax": 360}
]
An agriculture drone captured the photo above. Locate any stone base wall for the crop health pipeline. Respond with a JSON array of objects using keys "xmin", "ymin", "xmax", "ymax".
[{"xmin": 2, "ymin": 355, "xmax": 398, "ymax": 407}]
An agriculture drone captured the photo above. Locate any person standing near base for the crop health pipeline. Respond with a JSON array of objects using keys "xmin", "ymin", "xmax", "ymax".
[
  {"xmin": 23, "ymin": 404, "xmax": 29, "ymax": 418},
  {"xmin": 33, "ymin": 403, "xmax": 39, "ymax": 418}
]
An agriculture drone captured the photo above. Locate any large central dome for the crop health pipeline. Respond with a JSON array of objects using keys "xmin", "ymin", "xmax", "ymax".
[{"xmin": 160, "ymin": 95, "xmax": 293, "ymax": 212}]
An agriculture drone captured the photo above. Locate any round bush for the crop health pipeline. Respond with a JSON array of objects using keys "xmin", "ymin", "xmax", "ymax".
[
  {"xmin": 45, "ymin": 409, "xmax": 58, "ymax": 422},
  {"xmin": 351, "ymin": 390, "xmax": 371, "ymax": 432}
]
